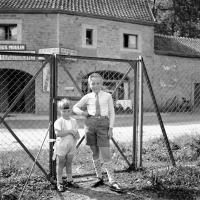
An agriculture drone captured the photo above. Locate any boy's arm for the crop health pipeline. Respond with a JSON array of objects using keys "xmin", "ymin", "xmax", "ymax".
[
  {"xmin": 54, "ymin": 119, "xmax": 75, "ymax": 137},
  {"xmin": 73, "ymin": 95, "xmax": 88, "ymax": 117},
  {"xmin": 55, "ymin": 128, "xmax": 75, "ymax": 137}
]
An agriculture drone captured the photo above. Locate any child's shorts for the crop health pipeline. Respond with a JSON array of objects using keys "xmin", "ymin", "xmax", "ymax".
[
  {"xmin": 52, "ymin": 135, "xmax": 76, "ymax": 160},
  {"xmin": 84, "ymin": 117, "xmax": 110, "ymax": 147}
]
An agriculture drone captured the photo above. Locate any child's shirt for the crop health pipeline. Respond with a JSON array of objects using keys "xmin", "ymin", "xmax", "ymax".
[{"xmin": 53, "ymin": 117, "xmax": 80, "ymax": 158}]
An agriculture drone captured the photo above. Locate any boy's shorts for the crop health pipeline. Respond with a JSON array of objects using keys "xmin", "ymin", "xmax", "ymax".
[{"xmin": 84, "ymin": 117, "xmax": 110, "ymax": 147}]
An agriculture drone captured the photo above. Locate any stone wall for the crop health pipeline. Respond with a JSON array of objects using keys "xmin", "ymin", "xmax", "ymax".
[{"xmin": 2, "ymin": 13, "xmax": 200, "ymax": 113}]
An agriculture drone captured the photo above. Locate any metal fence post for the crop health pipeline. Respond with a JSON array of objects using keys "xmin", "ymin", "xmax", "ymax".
[
  {"xmin": 137, "ymin": 56, "xmax": 144, "ymax": 169},
  {"xmin": 132, "ymin": 61, "xmax": 138, "ymax": 170},
  {"xmin": 49, "ymin": 54, "xmax": 58, "ymax": 179}
]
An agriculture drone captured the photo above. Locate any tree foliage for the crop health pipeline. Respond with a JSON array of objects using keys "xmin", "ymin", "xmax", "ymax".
[{"xmin": 149, "ymin": 0, "xmax": 200, "ymax": 38}]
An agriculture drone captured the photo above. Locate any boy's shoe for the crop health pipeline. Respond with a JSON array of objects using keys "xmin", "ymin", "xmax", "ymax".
[
  {"xmin": 66, "ymin": 180, "xmax": 80, "ymax": 188},
  {"xmin": 109, "ymin": 182, "xmax": 123, "ymax": 193},
  {"xmin": 91, "ymin": 177, "xmax": 104, "ymax": 188},
  {"xmin": 57, "ymin": 182, "xmax": 65, "ymax": 192}
]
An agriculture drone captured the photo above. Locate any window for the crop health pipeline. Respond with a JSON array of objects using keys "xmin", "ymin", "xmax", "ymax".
[
  {"xmin": 86, "ymin": 29, "xmax": 93, "ymax": 45},
  {"xmin": 123, "ymin": 34, "xmax": 138, "ymax": 49},
  {"xmin": 0, "ymin": 24, "xmax": 17, "ymax": 41},
  {"xmin": 82, "ymin": 24, "xmax": 97, "ymax": 48},
  {"xmin": 0, "ymin": 20, "xmax": 22, "ymax": 44},
  {"xmin": 120, "ymin": 29, "xmax": 141, "ymax": 52}
]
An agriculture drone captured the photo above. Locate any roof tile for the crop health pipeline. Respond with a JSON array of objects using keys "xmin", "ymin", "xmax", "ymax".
[
  {"xmin": 155, "ymin": 34, "xmax": 200, "ymax": 58},
  {"xmin": 0, "ymin": 0, "xmax": 155, "ymax": 23}
]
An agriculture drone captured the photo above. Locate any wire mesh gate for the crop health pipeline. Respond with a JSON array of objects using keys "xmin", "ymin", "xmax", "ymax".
[
  {"xmin": 49, "ymin": 54, "xmax": 141, "ymax": 179},
  {"xmin": 0, "ymin": 51, "xmax": 176, "ymax": 185},
  {"xmin": 48, "ymin": 54, "xmax": 175, "ymax": 180}
]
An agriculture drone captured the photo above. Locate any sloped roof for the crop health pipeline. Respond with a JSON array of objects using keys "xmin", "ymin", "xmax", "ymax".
[
  {"xmin": 155, "ymin": 34, "xmax": 200, "ymax": 58},
  {"xmin": 0, "ymin": 0, "xmax": 155, "ymax": 25}
]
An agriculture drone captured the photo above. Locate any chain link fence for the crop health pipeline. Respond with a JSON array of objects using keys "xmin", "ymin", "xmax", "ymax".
[
  {"xmin": 1, "ymin": 52, "xmax": 200, "ymax": 182},
  {"xmin": 56, "ymin": 55, "xmax": 137, "ymax": 176},
  {"xmin": 143, "ymin": 62, "xmax": 200, "ymax": 144},
  {"xmin": 0, "ymin": 52, "xmax": 51, "ymax": 184}
]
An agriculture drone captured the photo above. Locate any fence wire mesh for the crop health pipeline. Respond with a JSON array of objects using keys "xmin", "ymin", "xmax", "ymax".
[
  {"xmin": 140, "ymin": 62, "xmax": 200, "ymax": 168},
  {"xmin": 56, "ymin": 56, "xmax": 136, "ymax": 175},
  {"xmin": 143, "ymin": 64, "xmax": 200, "ymax": 144},
  {"xmin": 1, "ymin": 52, "xmax": 200, "ymax": 182},
  {"xmin": 0, "ymin": 53, "xmax": 50, "ymax": 184}
]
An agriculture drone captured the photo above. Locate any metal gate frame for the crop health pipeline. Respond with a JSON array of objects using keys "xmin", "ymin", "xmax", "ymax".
[
  {"xmin": 48, "ymin": 54, "xmax": 176, "ymax": 180},
  {"xmin": 0, "ymin": 51, "xmax": 175, "ymax": 181}
]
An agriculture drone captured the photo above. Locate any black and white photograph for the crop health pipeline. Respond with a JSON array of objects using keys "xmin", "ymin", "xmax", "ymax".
[{"xmin": 0, "ymin": 0, "xmax": 200, "ymax": 199}]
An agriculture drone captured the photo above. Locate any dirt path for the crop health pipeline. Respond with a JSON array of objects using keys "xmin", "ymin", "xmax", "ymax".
[{"xmin": 51, "ymin": 176, "xmax": 148, "ymax": 200}]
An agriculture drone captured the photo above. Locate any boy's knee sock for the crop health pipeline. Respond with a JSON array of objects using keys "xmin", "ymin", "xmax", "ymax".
[
  {"xmin": 93, "ymin": 158, "xmax": 103, "ymax": 178},
  {"xmin": 104, "ymin": 161, "xmax": 115, "ymax": 184}
]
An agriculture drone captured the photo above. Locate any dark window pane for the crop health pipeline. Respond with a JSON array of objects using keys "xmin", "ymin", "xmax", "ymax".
[
  {"xmin": 0, "ymin": 24, "xmax": 17, "ymax": 41},
  {"xmin": 0, "ymin": 27, "xmax": 5, "ymax": 40},
  {"xmin": 123, "ymin": 33, "xmax": 138, "ymax": 49},
  {"xmin": 86, "ymin": 29, "xmax": 93, "ymax": 45},
  {"xmin": 123, "ymin": 34, "xmax": 129, "ymax": 48}
]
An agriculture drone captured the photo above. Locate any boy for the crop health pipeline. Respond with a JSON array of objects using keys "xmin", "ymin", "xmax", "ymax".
[
  {"xmin": 73, "ymin": 73, "xmax": 122, "ymax": 192},
  {"xmin": 53, "ymin": 98, "xmax": 80, "ymax": 192}
]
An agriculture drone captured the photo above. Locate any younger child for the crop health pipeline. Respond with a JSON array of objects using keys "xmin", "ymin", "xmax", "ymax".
[{"xmin": 53, "ymin": 98, "xmax": 80, "ymax": 192}]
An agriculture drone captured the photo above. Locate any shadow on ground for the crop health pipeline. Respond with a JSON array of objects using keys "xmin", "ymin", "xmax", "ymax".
[
  {"xmin": 52, "ymin": 182, "xmax": 200, "ymax": 200},
  {"xmin": 54, "ymin": 187, "xmax": 143, "ymax": 200}
]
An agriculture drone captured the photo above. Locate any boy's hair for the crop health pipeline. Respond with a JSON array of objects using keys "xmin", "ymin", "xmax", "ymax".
[
  {"xmin": 88, "ymin": 73, "xmax": 103, "ymax": 84},
  {"xmin": 57, "ymin": 98, "xmax": 70, "ymax": 110}
]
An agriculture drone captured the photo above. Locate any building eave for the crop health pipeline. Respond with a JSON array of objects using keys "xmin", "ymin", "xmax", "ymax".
[{"xmin": 0, "ymin": 9, "xmax": 156, "ymax": 26}]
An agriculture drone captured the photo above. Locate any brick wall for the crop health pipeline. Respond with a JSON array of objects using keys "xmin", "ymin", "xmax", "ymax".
[{"xmin": 5, "ymin": 13, "xmax": 200, "ymax": 113}]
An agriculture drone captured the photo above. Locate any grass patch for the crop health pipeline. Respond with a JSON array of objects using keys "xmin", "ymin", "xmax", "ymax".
[{"xmin": 1, "ymin": 134, "xmax": 200, "ymax": 199}]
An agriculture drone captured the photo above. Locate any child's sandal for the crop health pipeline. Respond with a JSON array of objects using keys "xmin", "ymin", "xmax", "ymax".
[{"xmin": 57, "ymin": 183, "xmax": 65, "ymax": 192}]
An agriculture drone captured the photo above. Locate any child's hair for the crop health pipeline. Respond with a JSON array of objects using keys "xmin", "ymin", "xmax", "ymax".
[
  {"xmin": 57, "ymin": 98, "xmax": 71, "ymax": 110},
  {"xmin": 88, "ymin": 73, "xmax": 103, "ymax": 84}
]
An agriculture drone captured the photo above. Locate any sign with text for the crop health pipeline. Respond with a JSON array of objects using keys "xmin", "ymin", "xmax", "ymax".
[
  {"xmin": 38, "ymin": 47, "xmax": 77, "ymax": 61},
  {"xmin": 0, "ymin": 51, "xmax": 36, "ymax": 60},
  {"xmin": 0, "ymin": 44, "xmax": 26, "ymax": 51}
]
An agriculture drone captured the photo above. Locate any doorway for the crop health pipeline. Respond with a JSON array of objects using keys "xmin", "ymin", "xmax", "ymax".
[{"xmin": 0, "ymin": 69, "xmax": 35, "ymax": 113}]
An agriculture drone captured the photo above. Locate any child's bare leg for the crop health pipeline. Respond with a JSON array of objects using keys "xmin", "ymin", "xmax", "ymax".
[
  {"xmin": 65, "ymin": 154, "xmax": 73, "ymax": 182},
  {"xmin": 90, "ymin": 145, "xmax": 102, "ymax": 178},
  {"xmin": 65, "ymin": 154, "xmax": 79, "ymax": 188},
  {"xmin": 100, "ymin": 147, "xmax": 115, "ymax": 184},
  {"xmin": 56, "ymin": 155, "xmax": 66, "ymax": 184}
]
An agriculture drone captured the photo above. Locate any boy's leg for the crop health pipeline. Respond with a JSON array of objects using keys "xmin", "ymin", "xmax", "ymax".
[
  {"xmin": 56, "ymin": 155, "xmax": 66, "ymax": 183},
  {"xmin": 56, "ymin": 155, "xmax": 66, "ymax": 192},
  {"xmin": 90, "ymin": 145, "xmax": 104, "ymax": 187},
  {"xmin": 90, "ymin": 145, "xmax": 103, "ymax": 178},
  {"xmin": 100, "ymin": 147, "xmax": 115, "ymax": 184},
  {"xmin": 65, "ymin": 154, "xmax": 73, "ymax": 182},
  {"xmin": 65, "ymin": 154, "xmax": 79, "ymax": 188},
  {"xmin": 101, "ymin": 147, "xmax": 122, "ymax": 192}
]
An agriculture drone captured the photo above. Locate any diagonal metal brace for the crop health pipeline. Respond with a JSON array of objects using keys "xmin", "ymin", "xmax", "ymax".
[
  {"xmin": 112, "ymin": 66, "xmax": 133, "ymax": 97},
  {"xmin": 142, "ymin": 59, "xmax": 176, "ymax": 167},
  {"xmin": 1, "ymin": 118, "xmax": 48, "ymax": 178},
  {"xmin": 111, "ymin": 137, "xmax": 131, "ymax": 167}
]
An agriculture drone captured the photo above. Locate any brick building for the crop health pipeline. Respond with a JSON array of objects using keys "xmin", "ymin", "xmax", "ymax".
[{"xmin": 0, "ymin": 0, "xmax": 200, "ymax": 114}]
